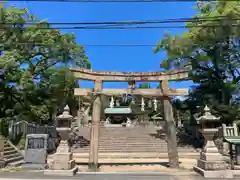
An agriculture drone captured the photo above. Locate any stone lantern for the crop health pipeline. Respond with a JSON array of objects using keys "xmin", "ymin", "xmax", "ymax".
[
  {"xmin": 44, "ymin": 105, "xmax": 78, "ymax": 176},
  {"xmin": 193, "ymin": 105, "xmax": 233, "ymax": 178},
  {"xmin": 55, "ymin": 105, "xmax": 73, "ymax": 141}
]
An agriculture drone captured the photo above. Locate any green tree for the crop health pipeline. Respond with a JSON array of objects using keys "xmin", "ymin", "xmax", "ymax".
[
  {"xmin": 0, "ymin": 6, "xmax": 90, "ymax": 124},
  {"xmin": 154, "ymin": 1, "xmax": 240, "ymax": 124},
  {"xmin": 138, "ymin": 83, "xmax": 151, "ymax": 88}
]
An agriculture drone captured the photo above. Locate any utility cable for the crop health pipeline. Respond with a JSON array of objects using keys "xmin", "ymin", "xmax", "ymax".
[
  {"xmin": 0, "ymin": 42, "xmax": 236, "ymax": 48},
  {"xmin": 0, "ymin": 24, "xmax": 239, "ymax": 30},
  {"xmin": 2, "ymin": 0, "xmax": 239, "ymax": 3},
  {"xmin": 0, "ymin": 15, "xmax": 238, "ymax": 25}
]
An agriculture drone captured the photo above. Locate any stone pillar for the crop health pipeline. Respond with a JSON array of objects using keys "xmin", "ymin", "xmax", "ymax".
[
  {"xmin": 89, "ymin": 79, "xmax": 102, "ymax": 168},
  {"xmin": 161, "ymin": 80, "xmax": 179, "ymax": 168},
  {"xmin": 128, "ymin": 81, "xmax": 136, "ymax": 89},
  {"xmin": 83, "ymin": 106, "xmax": 90, "ymax": 125},
  {"xmin": 77, "ymin": 96, "xmax": 82, "ymax": 127},
  {"xmin": 0, "ymin": 135, "xmax": 5, "ymax": 168}
]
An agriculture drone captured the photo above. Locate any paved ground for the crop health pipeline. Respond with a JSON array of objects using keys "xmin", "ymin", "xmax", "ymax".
[{"xmin": 0, "ymin": 171, "xmax": 239, "ymax": 180}]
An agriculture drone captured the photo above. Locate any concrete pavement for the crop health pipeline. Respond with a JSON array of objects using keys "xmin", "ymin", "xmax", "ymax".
[{"xmin": 0, "ymin": 171, "xmax": 239, "ymax": 180}]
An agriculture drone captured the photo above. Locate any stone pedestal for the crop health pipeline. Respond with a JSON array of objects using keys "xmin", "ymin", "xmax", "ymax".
[
  {"xmin": 194, "ymin": 129, "xmax": 233, "ymax": 178},
  {"xmin": 44, "ymin": 140, "xmax": 78, "ymax": 176}
]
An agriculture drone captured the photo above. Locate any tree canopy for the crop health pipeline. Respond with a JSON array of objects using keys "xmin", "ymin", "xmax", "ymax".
[
  {"xmin": 154, "ymin": 1, "xmax": 240, "ymax": 124},
  {"xmin": 0, "ymin": 5, "xmax": 90, "ymax": 125}
]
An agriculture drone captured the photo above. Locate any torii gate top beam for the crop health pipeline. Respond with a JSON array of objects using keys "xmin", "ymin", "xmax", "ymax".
[{"xmin": 70, "ymin": 68, "xmax": 189, "ymax": 82}]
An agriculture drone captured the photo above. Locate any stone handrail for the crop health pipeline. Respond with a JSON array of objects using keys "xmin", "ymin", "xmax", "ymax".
[
  {"xmin": 9, "ymin": 120, "xmax": 58, "ymax": 152},
  {"xmin": 4, "ymin": 138, "xmax": 24, "ymax": 156},
  {"xmin": 9, "ymin": 120, "xmax": 57, "ymax": 138}
]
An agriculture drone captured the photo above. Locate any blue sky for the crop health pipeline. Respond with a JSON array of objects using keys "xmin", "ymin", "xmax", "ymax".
[{"xmin": 7, "ymin": 1, "xmax": 196, "ymax": 90}]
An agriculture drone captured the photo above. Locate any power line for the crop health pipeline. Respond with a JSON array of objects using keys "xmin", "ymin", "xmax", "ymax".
[
  {"xmin": 0, "ymin": 42, "xmax": 235, "ymax": 47},
  {"xmin": 81, "ymin": 44, "xmax": 156, "ymax": 46},
  {"xmin": 0, "ymin": 16, "xmax": 236, "ymax": 25},
  {"xmin": 1, "ymin": 24, "xmax": 239, "ymax": 30},
  {"xmin": 3, "ymin": 0, "xmax": 238, "ymax": 2},
  {"xmin": 0, "ymin": 43, "xmax": 158, "ymax": 46},
  {"xmin": 0, "ymin": 15, "xmax": 238, "ymax": 29}
]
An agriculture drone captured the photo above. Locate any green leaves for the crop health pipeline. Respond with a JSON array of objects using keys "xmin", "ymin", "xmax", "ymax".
[
  {"xmin": 0, "ymin": 5, "xmax": 91, "ymax": 124},
  {"xmin": 155, "ymin": 1, "xmax": 240, "ymax": 124}
]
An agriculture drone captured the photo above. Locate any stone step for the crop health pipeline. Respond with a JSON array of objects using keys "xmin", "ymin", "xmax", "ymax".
[
  {"xmin": 72, "ymin": 149, "xmax": 196, "ymax": 153},
  {"xmin": 98, "ymin": 136, "xmax": 165, "ymax": 138},
  {"xmin": 4, "ymin": 143, "xmax": 12, "ymax": 148},
  {"xmin": 74, "ymin": 150, "xmax": 168, "ymax": 153},
  {"xmin": 76, "ymin": 142, "xmax": 167, "ymax": 146},
  {"xmin": 99, "ymin": 137, "xmax": 163, "ymax": 139},
  {"xmin": 72, "ymin": 157, "xmax": 198, "ymax": 164},
  {"xmin": 74, "ymin": 147, "xmax": 168, "ymax": 151},
  {"xmin": 93, "ymin": 143, "xmax": 167, "ymax": 146},
  {"xmin": 97, "ymin": 141, "xmax": 166, "ymax": 144},
  {"xmin": 72, "ymin": 152, "xmax": 199, "ymax": 158},
  {"xmin": 98, "ymin": 140, "xmax": 166, "ymax": 143},
  {"xmin": 73, "ymin": 145, "xmax": 168, "ymax": 148},
  {"xmin": 73, "ymin": 127, "xmax": 197, "ymax": 156},
  {"xmin": 7, "ymin": 159, "xmax": 24, "ymax": 167},
  {"xmin": 79, "ymin": 138, "xmax": 163, "ymax": 141},
  {"xmin": 3, "ymin": 146, "xmax": 15, "ymax": 151},
  {"xmin": 5, "ymin": 156, "xmax": 23, "ymax": 164},
  {"xmin": 3, "ymin": 152, "xmax": 21, "ymax": 160},
  {"xmin": 98, "ymin": 140, "xmax": 167, "ymax": 143},
  {"xmin": 3, "ymin": 149, "xmax": 17, "ymax": 155},
  {"xmin": 3, "ymin": 140, "xmax": 24, "ymax": 166},
  {"xmin": 99, "ymin": 139, "xmax": 164, "ymax": 141},
  {"xmin": 73, "ymin": 147, "xmax": 195, "ymax": 151},
  {"xmin": 73, "ymin": 146, "xmax": 198, "ymax": 152}
]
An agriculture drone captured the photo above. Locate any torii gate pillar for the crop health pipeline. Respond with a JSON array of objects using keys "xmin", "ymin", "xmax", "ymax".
[
  {"xmin": 161, "ymin": 80, "xmax": 179, "ymax": 168},
  {"xmin": 89, "ymin": 79, "xmax": 102, "ymax": 168}
]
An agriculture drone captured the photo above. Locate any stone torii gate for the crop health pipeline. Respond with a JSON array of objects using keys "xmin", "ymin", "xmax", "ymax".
[{"xmin": 70, "ymin": 68, "xmax": 189, "ymax": 168}]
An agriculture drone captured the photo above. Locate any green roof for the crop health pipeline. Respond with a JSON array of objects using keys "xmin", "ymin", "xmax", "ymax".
[{"xmin": 104, "ymin": 107, "xmax": 132, "ymax": 114}]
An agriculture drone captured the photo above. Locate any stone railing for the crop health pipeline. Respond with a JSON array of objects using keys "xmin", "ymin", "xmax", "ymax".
[
  {"xmin": 9, "ymin": 120, "xmax": 58, "ymax": 152},
  {"xmin": 216, "ymin": 124, "xmax": 238, "ymax": 138},
  {"xmin": 214, "ymin": 123, "xmax": 239, "ymax": 154},
  {"xmin": 9, "ymin": 120, "xmax": 56, "ymax": 137}
]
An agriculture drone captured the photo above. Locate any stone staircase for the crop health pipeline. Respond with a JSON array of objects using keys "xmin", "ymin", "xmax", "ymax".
[
  {"xmin": 73, "ymin": 126, "xmax": 197, "ymax": 153},
  {"xmin": 3, "ymin": 140, "xmax": 24, "ymax": 167}
]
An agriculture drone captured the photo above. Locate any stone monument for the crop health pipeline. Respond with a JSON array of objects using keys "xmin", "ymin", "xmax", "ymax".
[
  {"xmin": 22, "ymin": 134, "xmax": 48, "ymax": 169},
  {"xmin": 193, "ymin": 105, "xmax": 233, "ymax": 178},
  {"xmin": 44, "ymin": 105, "xmax": 78, "ymax": 176}
]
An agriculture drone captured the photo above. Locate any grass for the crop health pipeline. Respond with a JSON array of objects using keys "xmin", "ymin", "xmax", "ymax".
[
  {"xmin": 1, "ymin": 166, "xmax": 23, "ymax": 172},
  {"xmin": 88, "ymin": 164, "xmax": 99, "ymax": 172}
]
